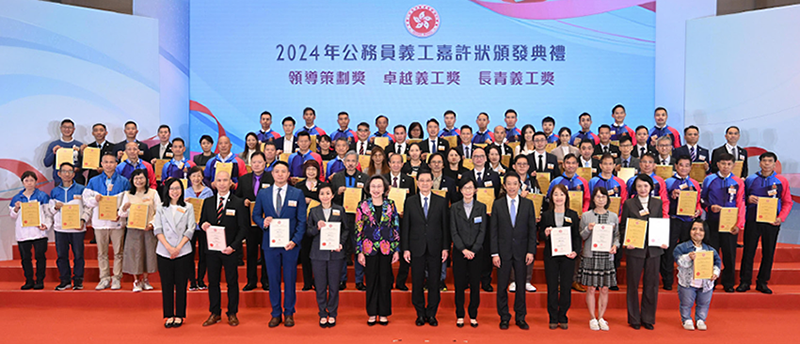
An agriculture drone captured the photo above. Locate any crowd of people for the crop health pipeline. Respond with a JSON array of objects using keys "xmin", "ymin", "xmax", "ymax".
[{"xmin": 10, "ymin": 105, "xmax": 792, "ymax": 331}]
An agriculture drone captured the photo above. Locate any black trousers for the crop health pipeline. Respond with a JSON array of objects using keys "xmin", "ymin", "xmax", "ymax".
[
  {"xmin": 365, "ymin": 254, "xmax": 394, "ymax": 317},
  {"xmin": 395, "ymin": 258, "xmax": 410, "ymax": 287},
  {"xmin": 411, "ymin": 251, "xmax": 442, "ymax": 318},
  {"xmin": 207, "ymin": 251, "xmax": 239, "ymax": 316},
  {"xmin": 157, "ymin": 254, "xmax": 192, "ymax": 318},
  {"xmin": 453, "ymin": 249, "xmax": 482, "ymax": 319},
  {"xmin": 245, "ymin": 226, "xmax": 268, "ymax": 286},
  {"xmin": 544, "ymin": 255, "xmax": 575, "ymax": 324},
  {"xmin": 707, "ymin": 220, "xmax": 737, "ymax": 288},
  {"xmin": 481, "ymin": 232, "xmax": 493, "ymax": 288},
  {"xmin": 661, "ymin": 219, "xmax": 691, "ymax": 287},
  {"xmin": 55, "ymin": 231, "xmax": 85, "ymax": 284},
  {"xmin": 496, "ymin": 257, "xmax": 528, "ymax": 322},
  {"xmin": 312, "ymin": 259, "xmax": 343, "ymax": 318},
  {"xmin": 18, "ymin": 238, "xmax": 47, "ymax": 284},
  {"xmin": 300, "ymin": 235, "xmax": 314, "ymax": 288},
  {"xmin": 740, "ymin": 221, "xmax": 780, "ymax": 285},
  {"xmin": 189, "ymin": 230, "xmax": 207, "ymax": 285},
  {"xmin": 626, "ymin": 253, "xmax": 660, "ymax": 326}
]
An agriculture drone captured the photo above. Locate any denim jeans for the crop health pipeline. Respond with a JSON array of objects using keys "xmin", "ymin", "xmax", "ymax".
[{"xmin": 678, "ymin": 285, "xmax": 713, "ymax": 322}]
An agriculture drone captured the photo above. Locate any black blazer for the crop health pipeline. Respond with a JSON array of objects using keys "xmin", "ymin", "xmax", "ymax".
[
  {"xmin": 82, "ymin": 140, "xmax": 114, "ymax": 181},
  {"xmin": 538, "ymin": 208, "xmax": 582, "ymax": 259},
  {"xmin": 455, "ymin": 143, "xmax": 476, "ymax": 159},
  {"xmin": 349, "ymin": 140, "xmax": 375, "ymax": 155},
  {"xmin": 306, "ymin": 204, "xmax": 349, "ymax": 261},
  {"xmin": 462, "ymin": 168, "xmax": 502, "ymax": 197},
  {"xmin": 148, "ymin": 142, "xmax": 173, "ymax": 160},
  {"xmin": 593, "ymin": 143, "xmax": 621, "ymax": 158},
  {"xmin": 382, "ymin": 172, "xmax": 417, "ymax": 195},
  {"xmin": 274, "ymin": 137, "xmax": 298, "ymax": 153},
  {"xmin": 297, "ymin": 180, "xmax": 329, "ymax": 202},
  {"xmin": 435, "ymin": 173, "xmax": 460, "ymax": 204},
  {"xmin": 449, "ymin": 200, "xmax": 488, "ymax": 253},
  {"xmin": 631, "ymin": 144, "xmax": 656, "ymax": 159},
  {"xmin": 491, "ymin": 143, "xmax": 515, "ymax": 158},
  {"xmin": 198, "ymin": 193, "xmax": 248, "ymax": 251},
  {"xmin": 420, "ymin": 137, "xmax": 450, "ymax": 154},
  {"xmin": 619, "ymin": 196, "xmax": 665, "ymax": 259},
  {"xmin": 328, "ymin": 170, "xmax": 369, "ymax": 206},
  {"xmin": 401, "ymin": 161, "xmax": 428, "ymax": 176},
  {"xmin": 490, "ymin": 196, "xmax": 538, "ymax": 261},
  {"xmin": 401, "ymin": 193, "xmax": 450, "ymax": 257},
  {"xmin": 579, "ymin": 157, "xmax": 601, "ymax": 177},
  {"xmin": 527, "ymin": 152, "xmax": 561, "ymax": 176},
  {"xmin": 234, "ymin": 172, "xmax": 275, "ymax": 202},
  {"xmin": 674, "ymin": 145, "xmax": 710, "ymax": 164},
  {"xmin": 388, "ymin": 142, "xmax": 410, "ymax": 156},
  {"xmin": 710, "ymin": 145, "xmax": 748, "ymax": 178}
]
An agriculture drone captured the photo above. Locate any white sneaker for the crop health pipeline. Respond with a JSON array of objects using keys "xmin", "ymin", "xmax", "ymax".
[
  {"xmin": 683, "ymin": 319, "xmax": 695, "ymax": 331},
  {"xmin": 525, "ymin": 283, "xmax": 537, "ymax": 292},
  {"xmin": 589, "ymin": 318, "xmax": 600, "ymax": 331},
  {"xmin": 142, "ymin": 279, "xmax": 154, "ymax": 291},
  {"xmin": 509, "ymin": 282, "xmax": 516, "ymax": 292},
  {"xmin": 132, "ymin": 280, "xmax": 143, "ymax": 292},
  {"xmin": 696, "ymin": 320, "xmax": 707, "ymax": 331},
  {"xmin": 95, "ymin": 279, "xmax": 110, "ymax": 291},
  {"xmin": 110, "ymin": 279, "xmax": 121, "ymax": 290},
  {"xmin": 598, "ymin": 318, "xmax": 610, "ymax": 331}
]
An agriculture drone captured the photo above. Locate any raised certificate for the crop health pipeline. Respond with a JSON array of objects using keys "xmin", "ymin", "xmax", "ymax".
[
  {"xmin": 694, "ymin": 251, "xmax": 714, "ymax": 279},
  {"xmin": 568, "ymin": 190, "xmax": 583, "ymax": 214},
  {"xmin": 82, "ymin": 147, "xmax": 101, "ymax": 169},
  {"xmin": 677, "ymin": 190, "xmax": 698, "ymax": 216},
  {"xmin": 655, "ymin": 165, "xmax": 673, "ymax": 180},
  {"xmin": 343, "ymin": 187, "xmax": 362, "ymax": 214},
  {"xmin": 186, "ymin": 198, "xmax": 203, "ymax": 224},
  {"xmin": 617, "ymin": 167, "xmax": 637, "ymax": 183},
  {"xmin": 475, "ymin": 187, "xmax": 495, "ymax": 215},
  {"xmin": 320, "ymin": 221, "xmax": 341, "ymax": 250},
  {"xmin": 576, "ymin": 167, "xmax": 593, "ymax": 182},
  {"xmin": 387, "ymin": 188, "xmax": 408, "ymax": 214},
  {"xmin": 206, "ymin": 225, "xmax": 226, "ymax": 251},
  {"xmin": 690, "ymin": 163, "xmax": 706, "ymax": 184},
  {"xmin": 61, "ymin": 204, "xmax": 81, "ymax": 230},
  {"xmin": 373, "ymin": 136, "xmax": 390, "ymax": 149},
  {"xmin": 127, "ymin": 204, "xmax": 149, "ymax": 229},
  {"xmin": 525, "ymin": 193, "xmax": 544, "ymax": 219},
  {"xmin": 624, "ymin": 218, "xmax": 647, "ymax": 249},
  {"xmin": 20, "ymin": 201, "xmax": 41, "ymax": 227},
  {"xmin": 757, "ymin": 197, "xmax": 778, "ymax": 223},
  {"xmin": 154, "ymin": 159, "xmax": 169, "ymax": 181},
  {"xmin": 718, "ymin": 207, "xmax": 738, "ymax": 232},
  {"xmin": 56, "ymin": 148, "xmax": 74, "ymax": 169},
  {"xmin": 98, "ymin": 195, "xmax": 118, "ymax": 221},
  {"xmin": 269, "ymin": 218, "xmax": 291, "ymax": 248},
  {"xmin": 648, "ymin": 218, "xmax": 670, "ymax": 247},
  {"xmin": 214, "ymin": 162, "xmax": 233, "ymax": 179},
  {"xmin": 535, "ymin": 172, "xmax": 550, "ymax": 192},
  {"xmin": 591, "ymin": 224, "xmax": 614, "ymax": 252},
  {"xmin": 550, "ymin": 227, "xmax": 572, "ymax": 256},
  {"xmin": 608, "ymin": 197, "xmax": 622, "ymax": 215}
]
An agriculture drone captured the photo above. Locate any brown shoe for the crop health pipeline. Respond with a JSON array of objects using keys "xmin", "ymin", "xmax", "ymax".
[
  {"xmin": 228, "ymin": 314, "xmax": 239, "ymax": 327},
  {"xmin": 571, "ymin": 281, "xmax": 587, "ymax": 293},
  {"xmin": 284, "ymin": 315, "xmax": 295, "ymax": 327},
  {"xmin": 268, "ymin": 316, "xmax": 282, "ymax": 328},
  {"xmin": 202, "ymin": 314, "xmax": 221, "ymax": 327}
]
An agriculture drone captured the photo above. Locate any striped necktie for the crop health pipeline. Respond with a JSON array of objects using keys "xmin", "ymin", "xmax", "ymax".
[{"xmin": 216, "ymin": 197, "xmax": 225, "ymax": 222}]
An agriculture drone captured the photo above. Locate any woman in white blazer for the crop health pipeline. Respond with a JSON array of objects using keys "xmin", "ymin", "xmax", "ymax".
[{"xmin": 154, "ymin": 178, "xmax": 196, "ymax": 328}]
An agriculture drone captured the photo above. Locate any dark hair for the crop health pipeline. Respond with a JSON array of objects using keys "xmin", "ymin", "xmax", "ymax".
[
  {"xmin": 599, "ymin": 153, "xmax": 615, "ymax": 163},
  {"xmin": 542, "ymin": 116, "xmax": 555, "ymax": 125},
  {"xmin": 408, "ymin": 122, "xmax": 424, "ymax": 139},
  {"xmin": 21, "ymin": 171, "xmax": 37, "ymax": 182},
  {"xmin": 337, "ymin": 111, "xmax": 349, "ymax": 118},
  {"xmin": 200, "ymin": 135, "xmax": 214, "ymax": 144},
  {"xmin": 477, "ymin": 112, "xmax": 489, "ymax": 120},
  {"xmin": 533, "ymin": 131, "xmax": 547, "ymax": 140},
  {"xmin": 458, "ymin": 177, "xmax": 476, "ymax": 190},
  {"xmin": 519, "ymin": 124, "xmax": 536, "ymax": 149},
  {"xmin": 640, "ymin": 152, "xmax": 656, "ymax": 162},
  {"xmin": 158, "ymin": 124, "xmax": 171, "ymax": 133},
  {"xmin": 598, "ymin": 124, "xmax": 611, "ymax": 132},
  {"xmin": 366, "ymin": 174, "xmax": 390, "ymax": 197},
  {"xmin": 563, "ymin": 153, "xmax": 579, "ymax": 163},
  {"xmin": 101, "ymin": 151, "xmax": 117, "ymax": 161},
  {"xmin": 162, "ymin": 178, "xmax": 186, "ymax": 207},
  {"xmin": 635, "ymin": 125, "xmax": 649, "ymax": 133},
  {"xmin": 357, "ymin": 121, "xmax": 370, "ymax": 130},
  {"xmin": 690, "ymin": 219, "xmax": 712, "ymax": 246},
  {"xmin": 302, "ymin": 159, "xmax": 321, "ymax": 178},
  {"xmin": 59, "ymin": 162, "xmax": 75, "ymax": 171},
  {"xmin": 725, "ymin": 126, "xmax": 740, "ymax": 135},
  {"xmin": 578, "ymin": 112, "xmax": 592, "ymax": 121},
  {"xmin": 504, "ymin": 109, "xmax": 517, "ymax": 118},
  {"xmin": 589, "ymin": 186, "xmax": 610, "ymax": 210},
  {"xmin": 128, "ymin": 169, "xmax": 149, "ymax": 194},
  {"xmin": 460, "ymin": 125, "xmax": 472, "ymax": 133},
  {"xmin": 426, "ymin": 118, "xmax": 440, "ymax": 127},
  {"xmin": 684, "ymin": 125, "xmax": 699, "ymax": 134},
  {"xmin": 717, "ymin": 152, "xmax": 734, "ymax": 163},
  {"xmin": 296, "ymin": 131, "xmax": 311, "ymax": 141},
  {"xmin": 263, "ymin": 141, "xmax": 277, "ymax": 151},
  {"xmin": 188, "ymin": 166, "xmax": 204, "ymax": 179},
  {"xmin": 759, "ymin": 152, "xmax": 777, "ymax": 161},
  {"xmin": 675, "ymin": 155, "xmax": 692, "ymax": 165},
  {"xmin": 444, "ymin": 110, "xmax": 456, "ymax": 118},
  {"xmin": 612, "ymin": 104, "xmax": 626, "ymax": 114},
  {"xmin": 250, "ymin": 152, "xmax": 266, "ymax": 162},
  {"xmin": 375, "ymin": 115, "xmax": 388, "ymax": 124},
  {"xmin": 260, "ymin": 111, "xmax": 272, "ymax": 119},
  {"xmin": 619, "ymin": 135, "xmax": 633, "ymax": 145},
  {"xmin": 124, "ymin": 120, "xmax": 137, "ymax": 128},
  {"xmin": 282, "ymin": 116, "xmax": 296, "ymax": 125},
  {"xmin": 393, "ymin": 124, "xmax": 407, "ymax": 133},
  {"xmin": 548, "ymin": 184, "xmax": 570, "ymax": 211},
  {"xmin": 92, "ymin": 123, "xmax": 107, "ymax": 130},
  {"xmin": 503, "ymin": 171, "xmax": 520, "ymax": 185},
  {"xmin": 416, "ymin": 168, "xmax": 434, "ymax": 181},
  {"xmin": 367, "ymin": 146, "xmax": 390, "ymax": 176},
  {"xmin": 318, "ymin": 184, "xmax": 334, "ymax": 195},
  {"xmin": 558, "ymin": 127, "xmax": 572, "ymax": 136},
  {"xmin": 633, "ymin": 173, "xmax": 654, "ymax": 192},
  {"xmin": 273, "ymin": 160, "xmax": 290, "ymax": 170},
  {"xmin": 172, "ymin": 137, "xmax": 185, "ymax": 146},
  {"xmin": 333, "ymin": 137, "xmax": 349, "ymax": 148},
  {"xmin": 318, "ymin": 134, "xmax": 331, "ymax": 143},
  {"xmin": 579, "ymin": 139, "xmax": 595, "ymax": 148},
  {"xmin": 303, "ymin": 107, "xmax": 316, "ymax": 116},
  {"xmin": 60, "ymin": 119, "xmax": 75, "ymax": 127},
  {"xmin": 654, "ymin": 107, "xmax": 668, "ymax": 115}
]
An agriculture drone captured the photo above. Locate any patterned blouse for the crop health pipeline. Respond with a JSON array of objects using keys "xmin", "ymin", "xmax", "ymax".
[{"xmin": 355, "ymin": 198, "xmax": 400, "ymax": 256}]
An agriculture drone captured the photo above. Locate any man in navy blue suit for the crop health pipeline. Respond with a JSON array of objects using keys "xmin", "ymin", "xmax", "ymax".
[
  {"xmin": 252, "ymin": 161, "xmax": 307, "ymax": 328},
  {"xmin": 673, "ymin": 125, "xmax": 710, "ymax": 172}
]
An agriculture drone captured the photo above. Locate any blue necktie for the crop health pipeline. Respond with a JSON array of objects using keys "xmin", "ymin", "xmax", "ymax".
[
  {"xmin": 423, "ymin": 196, "xmax": 429, "ymax": 218},
  {"xmin": 690, "ymin": 146, "xmax": 696, "ymax": 161},
  {"xmin": 276, "ymin": 188, "xmax": 283, "ymax": 215},
  {"xmin": 510, "ymin": 199, "xmax": 516, "ymax": 227}
]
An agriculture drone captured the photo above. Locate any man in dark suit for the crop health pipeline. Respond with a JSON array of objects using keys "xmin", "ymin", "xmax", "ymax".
[
  {"xmin": 420, "ymin": 119, "xmax": 450, "ymax": 156},
  {"xmin": 631, "ymin": 125, "xmax": 656, "ymax": 159},
  {"xmin": 529, "ymin": 131, "xmax": 561, "ymax": 176},
  {"xmin": 113, "ymin": 120, "xmax": 151, "ymax": 162},
  {"xmin": 455, "ymin": 125, "xmax": 476, "ymax": 159},
  {"xmin": 81, "ymin": 123, "xmax": 114, "ymax": 183},
  {"xmin": 615, "ymin": 135, "xmax": 640, "ymax": 172},
  {"xmin": 148, "ymin": 124, "xmax": 174, "ymax": 163},
  {"xmin": 491, "ymin": 125, "xmax": 515, "ymax": 158},
  {"xmin": 654, "ymin": 136, "xmax": 677, "ymax": 167},
  {"xmin": 491, "ymin": 172, "xmax": 537, "ymax": 330},
  {"xmin": 386, "ymin": 153, "xmax": 416, "ymax": 291},
  {"xmin": 252, "ymin": 161, "xmax": 307, "ymax": 328},
  {"xmin": 274, "ymin": 116, "xmax": 297, "ymax": 155},
  {"xmin": 350, "ymin": 122, "xmax": 375, "ymax": 155},
  {"xmin": 620, "ymin": 174, "xmax": 667, "ymax": 330},
  {"xmin": 594, "ymin": 125, "xmax": 621, "ymax": 158},
  {"xmin": 710, "ymin": 125, "xmax": 748, "ymax": 178},
  {"xmin": 468, "ymin": 147, "xmax": 500, "ymax": 292},
  {"xmin": 674, "ymin": 125, "xmax": 710, "ymax": 165},
  {"xmin": 199, "ymin": 171, "xmax": 248, "ymax": 327},
  {"xmin": 402, "ymin": 170, "xmax": 450, "ymax": 327},
  {"xmin": 234, "ymin": 152, "xmax": 274, "ymax": 291},
  {"xmin": 390, "ymin": 124, "xmax": 411, "ymax": 156},
  {"xmin": 329, "ymin": 151, "xmax": 369, "ymax": 290},
  {"xmin": 578, "ymin": 140, "xmax": 601, "ymax": 177}
]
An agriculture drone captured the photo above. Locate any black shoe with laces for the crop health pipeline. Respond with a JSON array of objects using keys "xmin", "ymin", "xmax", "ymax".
[{"xmin": 55, "ymin": 282, "xmax": 71, "ymax": 291}]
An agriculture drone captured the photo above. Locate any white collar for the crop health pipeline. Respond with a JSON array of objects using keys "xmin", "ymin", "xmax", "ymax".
[{"xmin": 725, "ymin": 143, "xmax": 738, "ymax": 151}]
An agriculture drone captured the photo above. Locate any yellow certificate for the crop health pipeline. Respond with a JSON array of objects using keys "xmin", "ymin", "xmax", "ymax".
[
  {"xmin": 443, "ymin": 136, "xmax": 458, "ymax": 149},
  {"xmin": 576, "ymin": 167, "xmax": 593, "ymax": 182},
  {"xmin": 310, "ymin": 135, "xmax": 318, "ymax": 152},
  {"xmin": 98, "ymin": 196, "xmax": 118, "ymax": 220},
  {"xmin": 624, "ymin": 218, "xmax": 647, "ymax": 249},
  {"xmin": 476, "ymin": 188, "xmax": 495, "ymax": 215},
  {"xmin": 82, "ymin": 147, "xmax": 101, "ymax": 169},
  {"xmin": 545, "ymin": 142, "xmax": 557, "ymax": 153},
  {"xmin": 307, "ymin": 199, "xmax": 320, "ymax": 217},
  {"xmin": 215, "ymin": 162, "xmax": 233, "ymax": 179},
  {"xmin": 608, "ymin": 196, "xmax": 622, "ymax": 215},
  {"xmin": 690, "ymin": 163, "xmax": 706, "ymax": 184},
  {"xmin": 249, "ymin": 202, "xmax": 257, "ymax": 226},
  {"xmin": 733, "ymin": 160, "xmax": 744, "ymax": 177},
  {"xmin": 186, "ymin": 198, "xmax": 203, "ymax": 224},
  {"xmin": 56, "ymin": 148, "xmax": 74, "ymax": 169},
  {"xmin": 462, "ymin": 158, "xmax": 474, "ymax": 170},
  {"xmin": 474, "ymin": 143, "xmax": 488, "ymax": 148},
  {"xmin": 525, "ymin": 193, "xmax": 544, "ymax": 219},
  {"xmin": 407, "ymin": 138, "xmax": 423, "ymax": 145},
  {"xmin": 20, "ymin": 201, "xmax": 41, "ymax": 227},
  {"xmin": 694, "ymin": 251, "xmax": 714, "ymax": 280},
  {"xmin": 343, "ymin": 187, "xmax": 362, "ymax": 214},
  {"xmin": 535, "ymin": 172, "xmax": 550, "ymax": 192},
  {"xmin": 718, "ymin": 207, "xmax": 738, "ymax": 232},
  {"xmin": 757, "ymin": 197, "xmax": 778, "ymax": 223},
  {"xmin": 431, "ymin": 189, "xmax": 447, "ymax": 199},
  {"xmin": 279, "ymin": 152, "xmax": 291, "ymax": 162},
  {"xmin": 655, "ymin": 165, "xmax": 673, "ymax": 180},
  {"xmin": 501, "ymin": 155, "xmax": 511, "ymax": 167},
  {"xmin": 610, "ymin": 140, "xmax": 619, "ymax": 147},
  {"xmin": 358, "ymin": 155, "xmax": 371, "ymax": 171},
  {"xmin": 127, "ymin": 203, "xmax": 149, "ymax": 229},
  {"xmin": 388, "ymin": 188, "xmax": 408, "ymax": 214},
  {"xmin": 154, "ymin": 159, "xmax": 169, "ymax": 181},
  {"xmin": 568, "ymin": 190, "xmax": 583, "ymax": 214},
  {"xmin": 246, "ymin": 165, "xmax": 253, "ymax": 174},
  {"xmin": 507, "ymin": 141, "xmax": 520, "ymax": 153},
  {"xmin": 617, "ymin": 167, "xmax": 637, "ymax": 183},
  {"xmin": 374, "ymin": 137, "xmax": 390, "ymax": 149},
  {"xmin": 677, "ymin": 191, "xmax": 698, "ymax": 217},
  {"xmin": 61, "ymin": 204, "xmax": 81, "ymax": 229},
  {"xmin": 180, "ymin": 178, "xmax": 188, "ymax": 189}
]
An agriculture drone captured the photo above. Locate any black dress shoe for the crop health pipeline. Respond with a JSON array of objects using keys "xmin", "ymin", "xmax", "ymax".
[
  {"xmin": 428, "ymin": 317, "xmax": 438, "ymax": 326},
  {"xmin": 642, "ymin": 323, "xmax": 654, "ymax": 330},
  {"xmin": 379, "ymin": 318, "xmax": 389, "ymax": 326},
  {"xmin": 470, "ymin": 320, "xmax": 478, "ymax": 328},
  {"xmin": 165, "ymin": 318, "xmax": 174, "ymax": 328},
  {"xmin": 663, "ymin": 284, "xmax": 673, "ymax": 291},
  {"xmin": 756, "ymin": 283, "xmax": 773, "ymax": 294},
  {"xmin": 630, "ymin": 324, "xmax": 641, "ymax": 330},
  {"xmin": 242, "ymin": 283, "xmax": 257, "ymax": 291},
  {"xmin": 339, "ymin": 282, "xmax": 347, "ymax": 290},
  {"xmin": 367, "ymin": 318, "xmax": 377, "ymax": 326},
  {"xmin": 396, "ymin": 284, "xmax": 409, "ymax": 291},
  {"xmin": 262, "ymin": 283, "xmax": 270, "ymax": 291},
  {"xmin": 416, "ymin": 316, "xmax": 427, "ymax": 326},
  {"xmin": 356, "ymin": 282, "xmax": 366, "ymax": 291},
  {"xmin": 482, "ymin": 284, "xmax": 494, "ymax": 292},
  {"xmin": 89, "ymin": 238, "xmax": 96, "ymax": 244},
  {"xmin": 516, "ymin": 320, "xmax": 529, "ymax": 330},
  {"xmin": 302, "ymin": 285, "xmax": 313, "ymax": 291},
  {"xmin": 173, "ymin": 318, "xmax": 183, "ymax": 328},
  {"xmin": 724, "ymin": 286, "xmax": 735, "ymax": 293},
  {"xmin": 197, "ymin": 281, "xmax": 208, "ymax": 290},
  {"xmin": 33, "ymin": 282, "xmax": 44, "ymax": 290},
  {"xmin": 609, "ymin": 285, "xmax": 619, "ymax": 291},
  {"xmin": 736, "ymin": 283, "xmax": 750, "ymax": 292},
  {"xmin": 499, "ymin": 321, "xmax": 509, "ymax": 330}
]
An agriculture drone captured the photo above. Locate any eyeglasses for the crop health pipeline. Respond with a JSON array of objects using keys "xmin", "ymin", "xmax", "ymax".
[{"xmin": 60, "ymin": 170, "xmax": 74, "ymax": 174}]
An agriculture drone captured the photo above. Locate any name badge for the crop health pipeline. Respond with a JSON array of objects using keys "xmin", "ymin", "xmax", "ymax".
[
  {"xmin": 166, "ymin": 152, "xmax": 173, "ymax": 158},
  {"xmin": 610, "ymin": 130, "xmax": 616, "ymax": 135},
  {"xmin": 177, "ymin": 208, "xmax": 186, "ymax": 214},
  {"xmin": 474, "ymin": 217, "xmax": 482, "ymax": 224},
  {"xmin": 608, "ymin": 188, "xmax": 615, "ymax": 196},
  {"xmin": 591, "ymin": 168, "xmax": 597, "ymax": 173},
  {"xmin": 767, "ymin": 189, "xmax": 777, "ymax": 196},
  {"xmin": 699, "ymin": 155, "xmax": 706, "ymax": 161},
  {"xmin": 438, "ymin": 146, "xmax": 445, "ymax": 151},
  {"xmin": 739, "ymin": 154, "xmax": 745, "ymax": 160},
  {"xmin": 547, "ymin": 163, "xmax": 554, "ymax": 170},
  {"xmin": 262, "ymin": 183, "xmax": 270, "ymax": 189},
  {"xmin": 288, "ymin": 200, "xmax": 297, "ymax": 207},
  {"xmin": 611, "ymin": 153, "xmax": 618, "ymax": 158},
  {"xmin": 107, "ymin": 184, "xmax": 114, "ymax": 192},
  {"xmin": 728, "ymin": 186, "xmax": 737, "ymax": 194},
  {"xmin": 356, "ymin": 182, "xmax": 364, "ymax": 188},
  {"xmin": 226, "ymin": 209, "xmax": 236, "ymax": 216},
  {"xmin": 442, "ymin": 187, "xmax": 448, "ymax": 192},
  {"xmin": 679, "ymin": 183, "xmax": 688, "ymax": 190},
  {"xmin": 138, "ymin": 151, "xmax": 144, "ymax": 156},
  {"xmin": 485, "ymin": 180, "xmax": 493, "ymax": 187},
  {"xmin": 177, "ymin": 162, "xmax": 184, "ymax": 170},
  {"xmin": 564, "ymin": 217, "xmax": 572, "ymax": 223},
  {"xmin": 73, "ymin": 195, "xmax": 82, "ymax": 200},
  {"xmin": 457, "ymin": 174, "xmax": 462, "ymax": 179},
  {"xmin": 332, "ymin": 209, "xmax": 341, "ymax": 216},
  {"xmin": 311, "ymin": 187, "xmax": 317, "ymax": 192},
  {"xmin": 639, "ymin": 209, "xmax": 649, "ymax": 216}
]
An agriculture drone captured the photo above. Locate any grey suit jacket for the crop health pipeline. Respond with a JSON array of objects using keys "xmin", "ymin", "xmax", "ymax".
[{"xmin": 306, "ymin": 203, "xmax": 349, "ymax": 260}]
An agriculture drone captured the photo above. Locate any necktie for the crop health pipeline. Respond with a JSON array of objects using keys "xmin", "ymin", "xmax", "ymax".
[
  {"xmin": 393, "ymin": 176, "xmax": 398, "ymax": 188},
  {"xmin": 510, "ymin": 199, "xmax": 516, "ymax": 227},
  {"xmin": 538, "ymin": 154, "xmax": 544, "ymax": 172},
  {"xmin": 663, "ymin": 159, "xmax": 668, "ymax": 165},
  {"xmin": 432, "ymin": 140, "xmax": 437, "ymax": 152},
  {"xmin": 690, "ymin": 146, "xmax": 696, "ymax": 161},
  {"xmin": 254, "ymin": 175, "xmax": 261, "ymax": 196},
  {"xmin": 275, "ymin": 188, "xmax": 283, "ymax": 214},
  {"xmin": 640, "ymin": 147, "xmax": 645, "ymax": 157},
  {"xmin": 732, "ymin": 148, "xmax": 738, "ymax": 160},
  {"xmin": 217, "ymin": 197, "xmax": 225, "ymax": 222},
  {"xmin": 359, "ymin": 143, "xmax": 365, "ymax": 155},
  {"xmin": 396, "ymin": 144, "xmax": 401, "ymax": 154},
  {"xmin": 623, "ymin": 159, "xmax": 629, "ymax": 168},
  {"xmin": 423, "ymin": 196, "xmax": 429, "ymax": 218},
  {"xmin": 465, "ymin": 146, "xmax": 470, "ymax": 159},
  {"xmin": 604, "ymin": 146, "xmax": 609, "ymax": 153}
]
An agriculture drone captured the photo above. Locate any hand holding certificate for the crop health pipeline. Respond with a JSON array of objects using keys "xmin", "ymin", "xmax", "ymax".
[
  {"xmin": 98, "ymin": 196, "xmax": 118, "ymax": 220},
  {"xmin": 320, "ymin": 222, "xmax": 341, "ymax": 250},
  {"xmin": 591, "ymin": 224, "xmax": 614, "ymax": 252},
  {"xmin": 269, "ymin": 218, "xmax": 291, "ymax": 248},
  {"xmin": 56, "ymin": 148, "xmax": 74, "ymax": 169},
  {"xmin": 718, "ymin": 207, "xmax": 738, "ymax": 232},
  {"xmin": 677, "ymin": 190, "xmax": 698, "ymax": 216},
  {"xmin": 757, "ymin": 197, "xmax": 778, "ymax": 223},
  {"xmin": 648, "ymin": 218, "xmax": 670, "ymax": 247},
  {"xmin": 550, "ymin": 227, "xmax": 572, "ymax": 256},
  {"xmin": 207, "ymin": 225, "xmax": 227, "ymax": 251},
  {"xmin": 21, "ymin": 202, "xmax": 41, "ymax": 227},
  {"xmin": 127, "ymin": 204, "xmax": 149, "ymax": 229},
  {"xmin": 694, "ymin": 251, "xmax": 714, "ymax": 279},
  {"xmin": 61, "ymin": 204, "xmax": 81, "ymax": 230},
  {"xmin": 624, "ymin": 218, "xmax": 647, "ymax": 249},
  {"xmin": 82, "ymin": 147, "xmax": 101, "ymax": 169}
]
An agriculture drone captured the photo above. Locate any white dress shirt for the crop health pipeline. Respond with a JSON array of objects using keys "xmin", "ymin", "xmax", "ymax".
[
  {"xmin": 395, "ymin": 142, "xmax": 407, "ymax": 154},
  {"xmin": 283, "ymin": 137, "xmax": 295, "ymax": 152},
  {"xmin": 356, "ymin": 140, "xmax": 369, "ymax": 155},
  {"xmin": 725, "ymin": 143, "xmax": 738, "ymax": 159}
]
